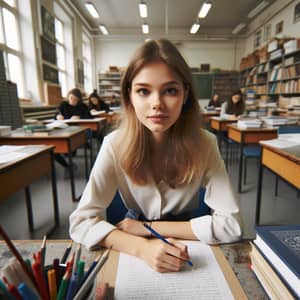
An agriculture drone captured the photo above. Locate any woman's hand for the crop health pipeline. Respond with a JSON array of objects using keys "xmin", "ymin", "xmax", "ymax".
[
  {"xmin": 116, "ymin": 218, "xmax": 150, "ymax": 237},
  {"xmin": 71, "ymin": 115, "xmax": 80, "ymax": 120},
  {"xmin": 56, "ymin": 114, "xmax": 64, "ymax": 120},
  {"xmin": 139, "ymin": 238, "xmax": 191, "ymax": 272}
]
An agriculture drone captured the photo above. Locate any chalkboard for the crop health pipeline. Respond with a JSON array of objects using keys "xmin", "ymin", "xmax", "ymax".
[{"xmin": 192, "ymin": 73, "xmax": 213, "ymax": 99}]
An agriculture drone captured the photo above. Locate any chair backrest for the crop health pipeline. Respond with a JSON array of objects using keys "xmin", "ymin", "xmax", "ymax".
[
  {"xmin": 106, "ymin": 188, "xmax": 210, "ymax": 225},
  {"xmin": 278, "ymin": 125, "xmax": 300, "ymax": 134}
]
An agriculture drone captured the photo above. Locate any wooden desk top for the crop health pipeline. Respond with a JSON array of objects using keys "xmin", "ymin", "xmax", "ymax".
[
  {"xmin": 0, "ymin": 145, "xmax": 54, "ymax": 171},
  {"xmin": 0, "ymin": 240, "xmax": 266, "ymax": 299},
  {"xmin": 0, "ymin": 126, "xmax": 87, "ymax": 140},
  {"xmin": 260, "ymin": 142, "xmax": 300, "ymax": 164}
]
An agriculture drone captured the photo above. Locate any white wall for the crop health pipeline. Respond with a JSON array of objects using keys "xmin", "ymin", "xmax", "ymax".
[
  {"xmin": 244, "ymin": 0, "xmax": 300, "ymax": 56},
  {"xmin": 95, "ymin": 38, "xmax": 245, "ymax": 73}
]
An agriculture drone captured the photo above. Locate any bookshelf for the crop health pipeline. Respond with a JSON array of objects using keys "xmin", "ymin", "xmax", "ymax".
[
  {"xmin": 98, "ymin": 71, "xmax": 122, "ymax": 106},
  {"xmin": 240, "ymin": 39, "xmax": 300, "ymax": 111}
]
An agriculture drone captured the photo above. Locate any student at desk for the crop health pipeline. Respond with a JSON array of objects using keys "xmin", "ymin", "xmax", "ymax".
[
  {"xmin": 70, "ymin": 39, "xmax": 242, "ymax": 273},
  {"xmin": 88, "ymin": 90, "xmax": 111, "ymax": 113},
  {"xmin": 56, "ymin": 88, "xmax": 92, "ymax": 120},
  {"xmin": 207, "ymin": 93, "xmax": 222, "ymax": 108},
  {"xmin": 220, "ymin": 90, "xmax": 245, "ymax": 120}
]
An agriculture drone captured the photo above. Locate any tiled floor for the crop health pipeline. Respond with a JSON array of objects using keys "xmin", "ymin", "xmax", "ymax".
[{"xmin": 0, "ymin": 141, "xmax": 299, "ymax": 240}]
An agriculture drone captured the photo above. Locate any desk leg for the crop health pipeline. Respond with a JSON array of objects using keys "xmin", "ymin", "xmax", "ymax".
[
  {"xmin": 256, "ymin": 153, "xmax": 263, "ymax": 225},
  {"xmin": 50, "ymin": 152, "xmax": 60, "ymax": 227},
  {"xmin": 68, "ymin": 152, "xmax": 76, "ymax": 202},
  {"xmin": 25, "ymin": 187, "xmax": 34, "ymax": 232},
  {"xmin": 225, "ymin": 139, "xmax": 229, "ymax": 169},
  {"xmin": 238, "ymin": 143, "xmax": 244, "ymax": 193}
]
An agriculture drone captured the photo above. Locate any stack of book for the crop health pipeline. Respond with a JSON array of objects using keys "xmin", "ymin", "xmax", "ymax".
[
  {"xmin": 237, "ymin": 118, "xmax": 262, "ymax": 129},
  {"xmin": 250, "ymin": 225, "xmax": 300, "ymax": 300},
  {"xmin": 261, "ymin": 116, "xmax": 289, "ymax": 126}
]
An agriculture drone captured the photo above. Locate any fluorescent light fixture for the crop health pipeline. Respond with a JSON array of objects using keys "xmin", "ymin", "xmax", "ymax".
[
  {"xmin": 198, "ymin": 1, "xmax": 212, "ymax": 18},
  {"xmin": 190, "ymin": 23, "xmax": 200, "ymax": 34},
  {"xmin": 85, "ymin": 2, "xmax": 100, "ymax": 18},
  {"xmin": 142, "ymin": 23, "xmax": 149, "ymax": 34},
  {"xmin": 247, "ymin": 1, "xmax": 269, "ymax": 18},
  {"xmin": 139, "ymin": 2, "xmax": 147, "ymax": 18},
  {"xmin": 232, "ymin": 23, "xmax": 246, "ymax": 34},
  {"xmin": 99, "ymin": 24, "xmax": 109, "ymax": 35}
]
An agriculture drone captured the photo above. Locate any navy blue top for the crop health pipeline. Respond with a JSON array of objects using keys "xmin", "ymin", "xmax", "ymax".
[{"xmin": 56, "ymin": 101, "xmax": 92, "ymax": 119}]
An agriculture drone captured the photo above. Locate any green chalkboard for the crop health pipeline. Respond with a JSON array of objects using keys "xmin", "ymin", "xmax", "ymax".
[{"xmin": 192, "ymin": 73, "xmax": 213, "ymax": 99}]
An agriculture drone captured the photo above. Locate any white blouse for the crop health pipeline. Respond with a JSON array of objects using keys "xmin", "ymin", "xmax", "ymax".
[{"xmin": 69, "ymin": 130, "xmax": 242, "ymax": 249}]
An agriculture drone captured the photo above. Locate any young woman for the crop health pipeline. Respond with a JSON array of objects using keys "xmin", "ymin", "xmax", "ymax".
[
  {"xmin": 56, "ymin": 88, "xmax": 91, "ymax": 120},
  {"xmin": 220, "ymin": 90, "xmax": 245, "ymax": 120},
  {"xmin": 88, "ymin": 90, "xmax": 111, "ymax": 113},
  {"xmin": 70, "ymin": 39, "xmax": 242, "ymax": 273},
  {"xmin": 207, "ymin": 93, "xmax": 222, "ymax": 108}
]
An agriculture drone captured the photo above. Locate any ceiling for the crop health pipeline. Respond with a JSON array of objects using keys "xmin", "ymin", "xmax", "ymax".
[{"xmin": 70, "ymin": 0, "xmax": 275, "ymax": 39}]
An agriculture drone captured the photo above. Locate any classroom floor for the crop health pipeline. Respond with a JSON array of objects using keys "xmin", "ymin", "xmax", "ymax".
[{"xmin": 1, "ymin": 140, "xmax": 299, "ymax": 240}]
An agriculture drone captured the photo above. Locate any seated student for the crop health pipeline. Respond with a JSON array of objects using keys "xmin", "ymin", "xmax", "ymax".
[
  {"xmin": 69, "ymin": 39, "xmax": 242, "ymax": 273},
  {"xmin": 88, "ymin": 90, "xmax": 111, "ymax": 113},
  {"xmin": 56, "ymin": 88, "xmax": 91, "ymax": 120},
  {"xmin": 207, "ymin": 93, "xmax": 222, "ymax": 108},
  {"xmin": 220, "ymin": 90, "xmax": 245, "ymax": 120}
]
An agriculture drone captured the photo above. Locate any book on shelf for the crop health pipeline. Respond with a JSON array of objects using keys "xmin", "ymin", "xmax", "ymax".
[
  {"xmin": 250, "ymin": 243, "xmax": 295, "ymax": 300},
  {"xmin": 253, "ymin": 225, "xmax": 300, "ymax": 298}
]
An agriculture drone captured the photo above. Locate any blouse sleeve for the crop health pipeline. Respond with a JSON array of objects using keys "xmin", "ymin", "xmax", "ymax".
[
  {"xmin": 69, "ymin": 134, "xmax": 118, "ymax": 249},
  {"xmin": 190, "ymin": 133, "xmax": 243, "ymax": 244}
]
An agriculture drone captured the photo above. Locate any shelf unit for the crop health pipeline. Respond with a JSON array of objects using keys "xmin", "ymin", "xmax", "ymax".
[
  {"xmin": 98, "ymin": 72, "xmax": 122, "ymax": 106},
  {"xmin": 240, "ymin": 47, "xmax": 300, "ymax": 110},
  {"xmin": 212, "ymin": 71, "xmax": 240, "ymax": 102}
]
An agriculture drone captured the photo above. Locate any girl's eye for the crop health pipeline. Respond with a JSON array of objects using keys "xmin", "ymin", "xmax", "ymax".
[
  {"xmin": 136, "ymin": 88, "xmax": 150, "ymax": 96},
  {"xmin": 164, "ymin": 87, "xmax": 178, "ymax": 96}
]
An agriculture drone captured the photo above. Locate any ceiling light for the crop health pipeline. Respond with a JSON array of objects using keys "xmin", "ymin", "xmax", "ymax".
[
  {"xmin": 85, "ymin": 2, "xmax": 100, "ymax": 18},
  {"xmin": 99, "ymin": 24, "xmax": 109, "ymax": 35},
  {"xmin": 247, "ymin": 1, "xmax": 269, "ymax": 18},
  {"xmin": 139, "ymin": 1, "xmax": 147, "ymax": 18},
  {"xmin": 198, "ymin": 1, "xmax": 212, "ymax": 18},
  {"xmin": 232, "ymin": 23, "xmax": 246, "ymax": 34},
  {"xmin": 190, "ymin": 23, "xmax": 200, "ymax": 34},
  {"xmin": 142, "ymin": 23, "xmax": 149, "ymax": 34}
]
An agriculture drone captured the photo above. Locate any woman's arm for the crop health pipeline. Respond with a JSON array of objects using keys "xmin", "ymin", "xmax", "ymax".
[
  {"xmin": 117, "ymin": 219, "xmax": 197, "ymax": 240},
  {"xmin": 100, "ymin": 229, "xmax": 191, "ymax": 273}
]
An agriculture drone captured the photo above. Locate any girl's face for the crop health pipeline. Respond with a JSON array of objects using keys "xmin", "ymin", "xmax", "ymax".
[
  {"xmin": 213, "ymin": 94, "xmax": 219, "ymax": 101},
  {"xmin": 232, "ymin": 94, "xmax": 241, "ymax": 104},
  {"xmin": 130, "ymin": 61, "xmax": 186, "ymax": 140},
  {"xmin": 91, "ymin": 97, "xmax": 99, "ymax": 105},
  {"xmin": 68, "ymin": 94, "xmax": 80, "ymax": 106}
]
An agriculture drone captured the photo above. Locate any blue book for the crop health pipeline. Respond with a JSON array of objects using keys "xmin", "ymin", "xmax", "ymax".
[{"xmin": 254, "ymin": 225, "xmax": 300, "ymax": 298}]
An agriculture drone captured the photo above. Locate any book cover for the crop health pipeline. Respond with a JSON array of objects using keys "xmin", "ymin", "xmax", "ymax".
[{"xmin": 254, "ymin": 225, "xmax": 300, "ymax": 298}]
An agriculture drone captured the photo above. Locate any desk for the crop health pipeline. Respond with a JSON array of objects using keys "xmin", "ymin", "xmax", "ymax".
[
  {"xmin": 227, "ymin": 124, "xmax": 277, "ymax": 193},
  {"xmin": 0, "ymin": 126, "xmax": 88, "ymax": 202},
  {"xmin": 256, "ymin": 142, "xmax": 300, "ymax": 225},
  {"xmin": 63, "ymin": 117, "xmax": 107, "ymax": 163},
  {"xmin": 209, "ymin": 117, "xmax": 237, "ymax": 149},
  {"xmin": 202, "ymin": 111, "xmax": 220, "ymax": 124},
  {"xmin": 0, "ymin": 145, "xmax": 59, "ymax": 234},
  {"xmin": 0, "ymin": 240, "xmax": 267, "ymax": 299}
]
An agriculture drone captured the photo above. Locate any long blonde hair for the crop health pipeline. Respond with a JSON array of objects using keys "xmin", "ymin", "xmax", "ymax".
[{"xmin": 116, "ymin": 39, "xmax": 204, "ymax": 187}]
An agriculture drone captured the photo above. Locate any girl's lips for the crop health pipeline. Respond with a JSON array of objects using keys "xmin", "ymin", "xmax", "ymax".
[{"xmin": 148, "ymin": 115, "xmax": 168, "ymax": 123}]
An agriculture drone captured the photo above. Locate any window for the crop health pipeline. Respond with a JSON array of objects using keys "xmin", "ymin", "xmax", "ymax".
[
  {"xmin": 264, "ymin": 24, "xmax": 271, "ymax": 42},
  {"xmin": 254, "ymin": 29, "xmax": 262, "ymax": 49},
  {"xmin": 55, "ymin": 17, "xmax": 67, "ymax": 96},
  {"xmin": 0, "ymin": 1, "xmax": 24, "ymax": 96},
  {"xmin": 82, "ymin": 31, "xmax": 92, "ymax": 93}
]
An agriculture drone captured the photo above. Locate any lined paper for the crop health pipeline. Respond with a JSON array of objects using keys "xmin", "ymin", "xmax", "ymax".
[{"xmin": 114, "ymin": 241, "xmax": 234, "ymax": 300}]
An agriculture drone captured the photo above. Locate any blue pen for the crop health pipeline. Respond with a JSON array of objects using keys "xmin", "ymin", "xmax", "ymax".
[
  {"xmin": 143, "ymin": 222, "xmax": 193, "ymax": 267},
  {"xmin": 18, "ymin": 283, "xmax": 39, "ymax": 300}
]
